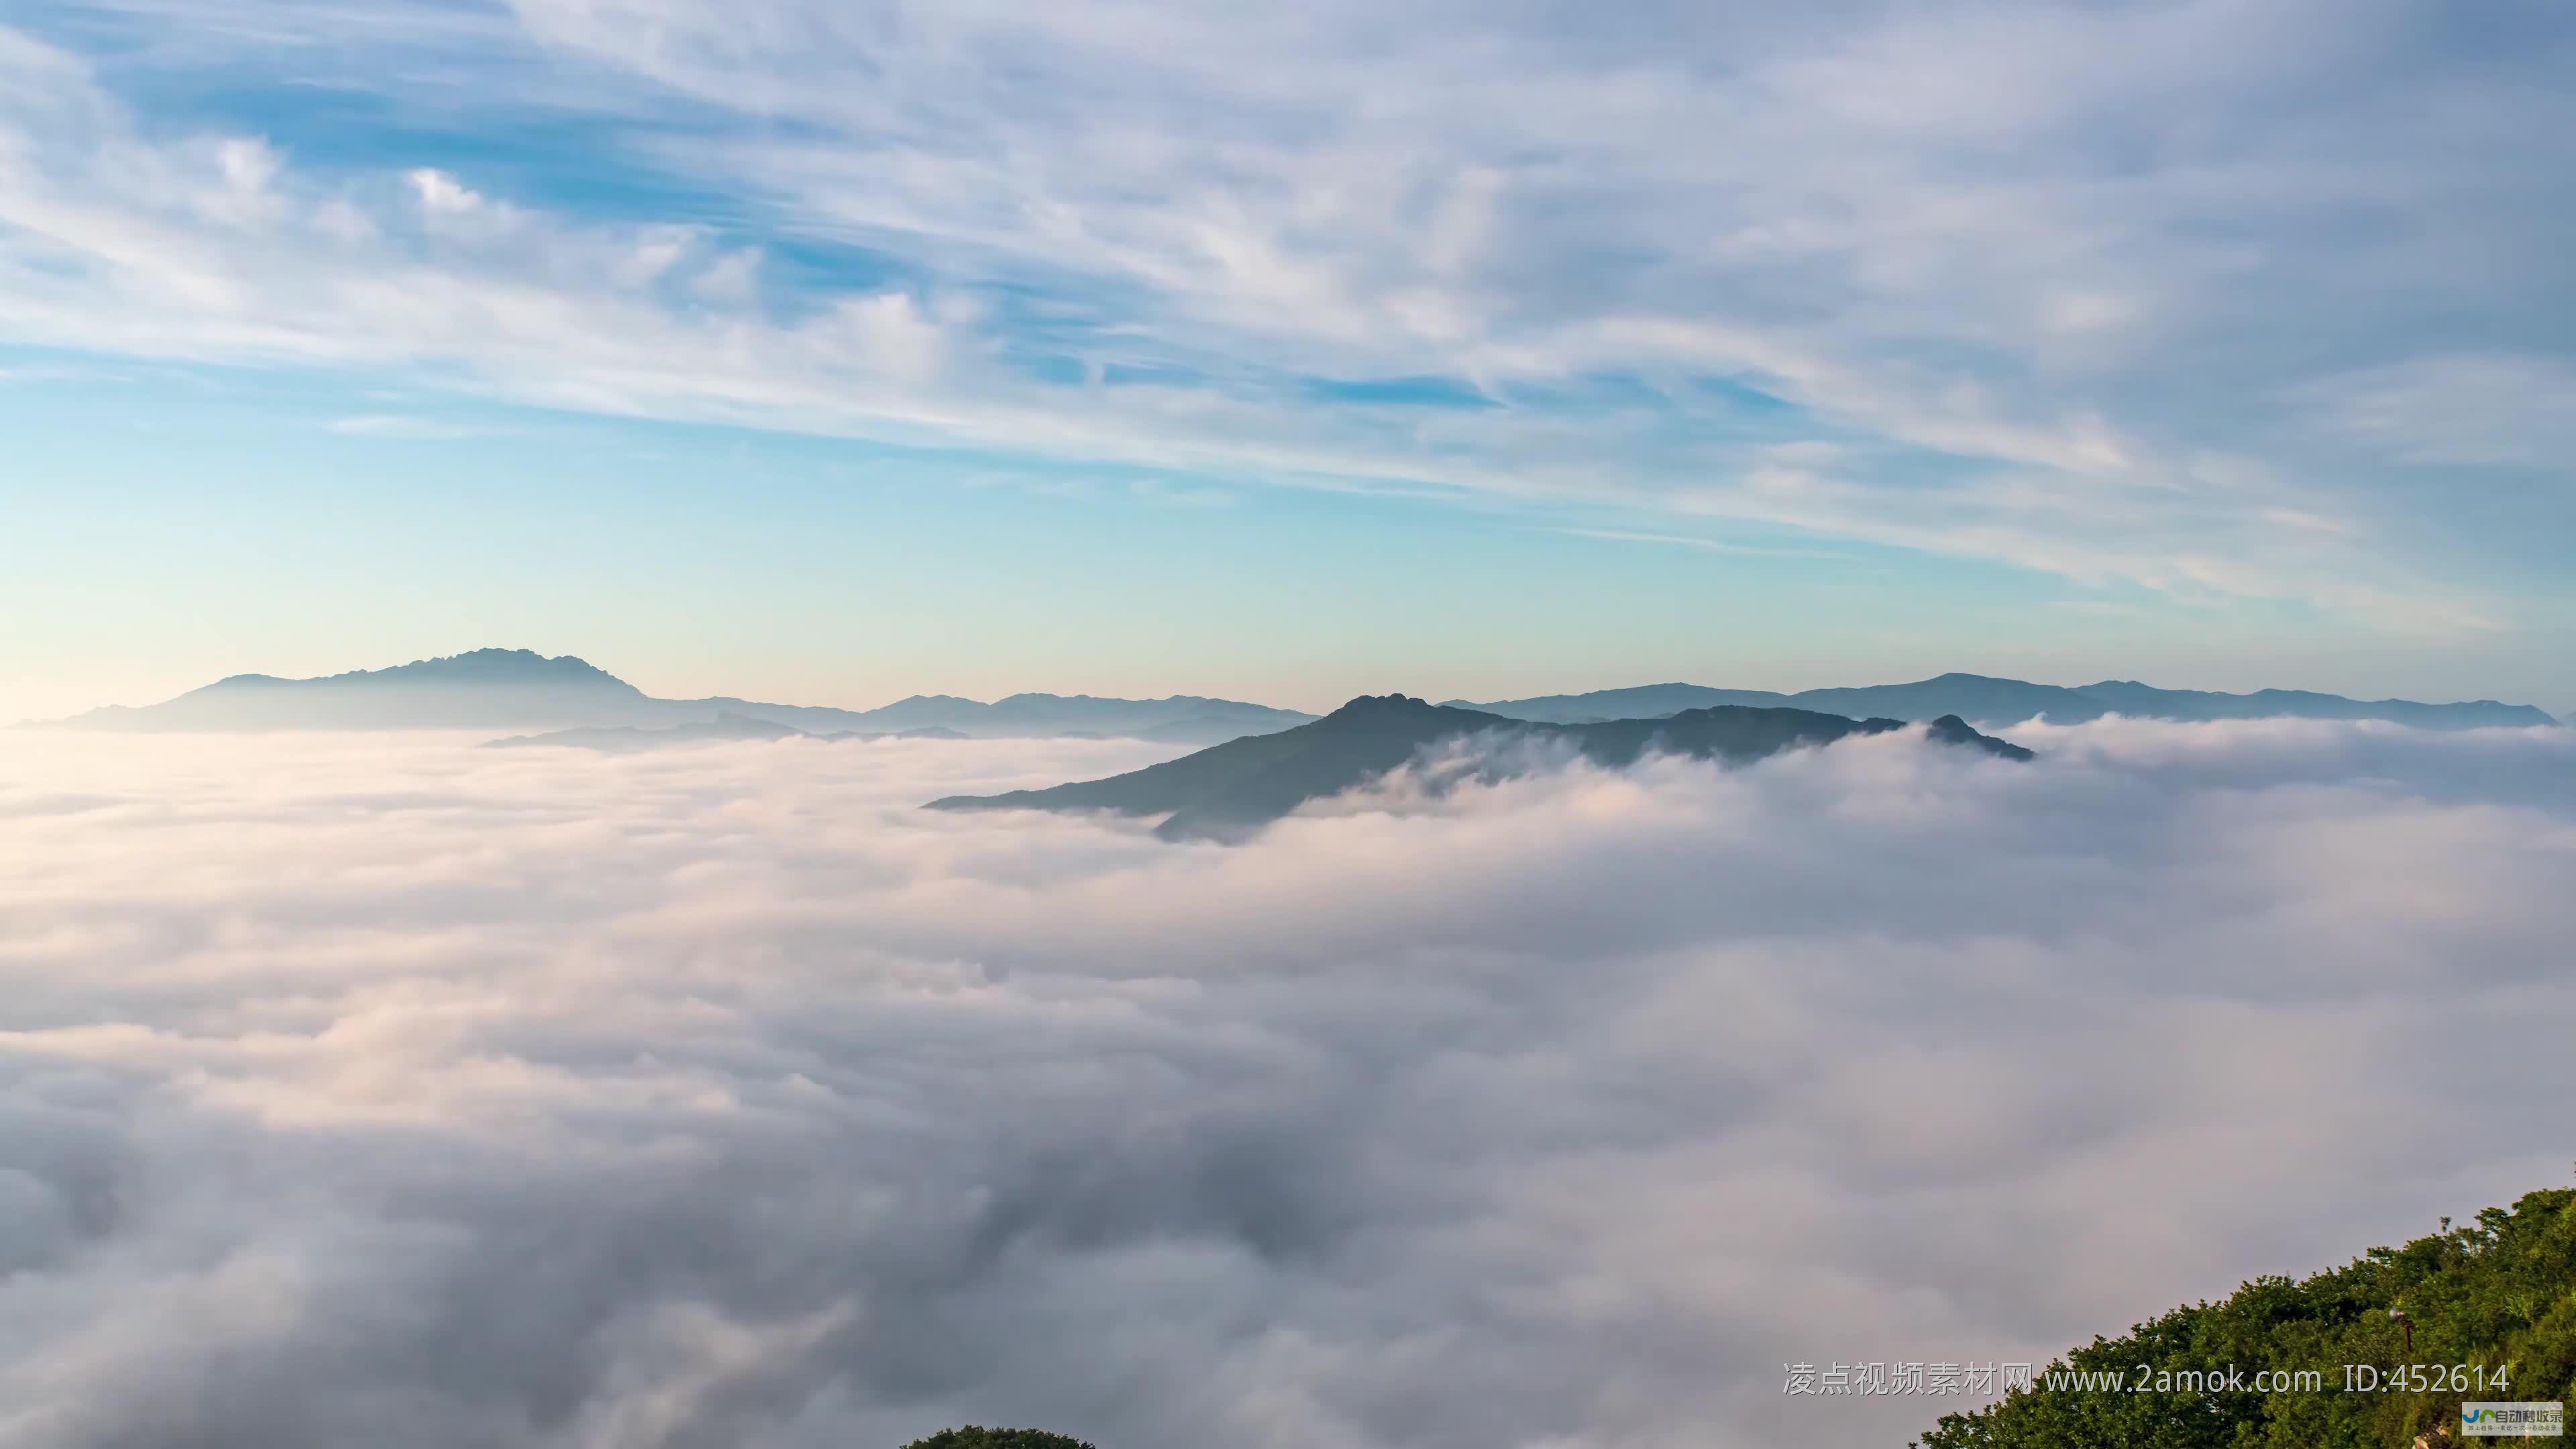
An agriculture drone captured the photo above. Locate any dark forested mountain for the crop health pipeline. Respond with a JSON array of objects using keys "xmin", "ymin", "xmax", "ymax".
[
  {"xmin": 1915, "ymin": 1185, "xmax": 2576, "ymax": 1449},
  {"xmin": 1455, "ymin": 672, "xmax": 2561, "ymax": 730},
  {"xmin": 31, "ymin": 650, "xmax": 1318, "ymax": 743},
  {"xmin": 926, "ymin": 694, "xmax": 2030, "ymax": 841}
]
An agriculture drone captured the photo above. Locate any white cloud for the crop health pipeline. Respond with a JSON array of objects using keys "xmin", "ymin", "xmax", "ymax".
[
  {"xmin": 688, "ymin": 246, "xmax": 761, "ymax": 303},
  {"xmin": 0, "ymin": 1, "xmax": 2565, "ymax": 629},
  {"xmin": 0, "ymin": 720, "xmax": 2570, "ymax": 1447},
  {"xmin": 2300, "ymin": 354, "xmax": 2576, "ymax": 468},
  {"xmin": 407, "ymin": 166, "xmax": 482, "ymax": 215},
  {"xmin": 820, "ymin": 292, "xmax": 951, "ymax": 384}
]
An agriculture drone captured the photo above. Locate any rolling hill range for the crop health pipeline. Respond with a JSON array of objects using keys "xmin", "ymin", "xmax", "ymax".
[
  {"xmin": 1453, "ymin": 672, "xmax": 2560, "ymax": 729},
  {"xmin": 926, "ymin": 693, "xmax": 2031, "ymax": 841},
  {"xmin": 28, "ymin": 649, "xmax": 1320, "ymax": 745},
  {"xmin": 26, "ymin": 655, "xmax": 2557, "ymax": 745},
  {"xmin": 484, "ymin": 714, "xmax": 973, "ymax": 752}
]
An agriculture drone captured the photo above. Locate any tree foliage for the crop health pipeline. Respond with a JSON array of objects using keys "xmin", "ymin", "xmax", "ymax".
[
  {"xmin": 1915, "ymin": 1186, "xmax": 2576, "ymax": 1448},
  {"xmin": 900, "ymin": 1429, "xmax": 1099, "ymax": 1449}
]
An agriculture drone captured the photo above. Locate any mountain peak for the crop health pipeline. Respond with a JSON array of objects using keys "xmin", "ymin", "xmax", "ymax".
[
  {"xmin": 191, "ymin": 648, "xmax": 635, "ymax": 690},
  {"xmin": 43, "ymin": 649, "xmax": 647, "ymax": 731},
  {"xmin": 1311, "ymin": 694, "xmax": 1560, "ymax": 735},
  {"xmin": 1318, "ymin": 693, "xmax": 1453, "ymax": 723},
  {"xmin": 378, "ymin": 649, "xmax": 628, "ymax": 682},
  {"xmin": 1329, "ymin": 692, "xmax": 1426, "ymax": 711},
  {"xmin": 932, "ymin": 696, "xmax": 2035, "ymax": 839},
  {"xmin": 1925, "ymin": 713, "xmax": 2036, "ymax": 760}
]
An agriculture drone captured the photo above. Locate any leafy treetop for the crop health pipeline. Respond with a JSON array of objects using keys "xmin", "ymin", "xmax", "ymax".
[
  {"xmin": 901, "ymin": 1429, "xmax": 1099, "ymax": 1449},
  {"xmin": 1915, "ymin": 1186, "xmax": 2576, "ymax": 1448}
]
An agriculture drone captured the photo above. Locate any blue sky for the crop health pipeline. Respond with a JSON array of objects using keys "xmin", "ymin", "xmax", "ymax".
[{"xmin": 3, "ymin": 0, "xmax": 2571, "ymax": 718}]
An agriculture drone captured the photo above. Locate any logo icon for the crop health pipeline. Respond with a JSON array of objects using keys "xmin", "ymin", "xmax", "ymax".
[{"xmin": 2461, "ymin": 1401, "xmax": 2565, "ymax": 1438}]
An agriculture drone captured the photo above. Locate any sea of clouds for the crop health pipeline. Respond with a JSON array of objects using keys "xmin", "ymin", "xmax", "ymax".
[{"xmin": 3, "ymin": 720, "xmax": 2571, "ymax": 1449}]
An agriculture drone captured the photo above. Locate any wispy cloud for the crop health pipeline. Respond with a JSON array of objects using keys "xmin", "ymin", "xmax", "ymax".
[
  {"xmin": 325, "ymin": 413, "xmax": 482, "ymax": 439},
  {"xmin": 2296, "ymin": 354, "xmax": 2576, "ymax": 468},
  {"xmin": 0, "ymin": 360, "xmax": 125, "ymax": 385},
  {"xmin": 0, "ymin": 0, "xmax": 2567, "ymax": 630},
  {"xmin": 1547, "ymin": 526, "xmax": 1852, "ymax": 560}
]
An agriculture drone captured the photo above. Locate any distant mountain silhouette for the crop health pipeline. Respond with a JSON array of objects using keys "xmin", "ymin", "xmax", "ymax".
[
  {"xmin": 32, "ymin": 650, "xmax": 1318, "ymax": 743},
  {"xmin": 48, "ymin": 649, "xmax": 646, "ymax": 731},
  {"xmin": 484, "ymin": 714, "xmax": 808, "ymax": 752},
  {"xmin": 890, "ymin": 692, "xmax": 1314, "ymax": 741},
  {"xmin": 486, "ymin": 714, "xmax": 989, "ymax": 751},
  {"xmin": 926, "ymin": 694, "xmax": 2031, "ymax": 841},
  {"xmin": 1451, "ymin": 672, "xmax": 2559, "ymax": 730},
  {"xmin": 34, "ymin": 655, "xmax": 2555, "ymax": 741}
]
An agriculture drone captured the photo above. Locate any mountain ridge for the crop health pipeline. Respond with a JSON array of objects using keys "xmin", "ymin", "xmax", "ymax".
[
  {"xmin": 483, "ymin": 712, "xmax": 976, "ymax": 752},
  {"xmin": 1450, "ymin": 671, "xmax": 2558, "ymax": 730},
  {"xmin": 23, "ymin": 655, "xmax": 2559, "ymax": 739},
  {"xmin": 30, "ymin": 650, "xmax": 1319, "ymax": 744},
  {"xmin": 926, "ymin": 692, "xmax": 2032, "ymax": 841}
]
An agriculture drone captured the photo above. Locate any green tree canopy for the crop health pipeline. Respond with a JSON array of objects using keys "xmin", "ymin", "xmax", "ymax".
[{"xmin": 1915, "ymin": 1185, "xmax": 2576, "ymax": 1448}]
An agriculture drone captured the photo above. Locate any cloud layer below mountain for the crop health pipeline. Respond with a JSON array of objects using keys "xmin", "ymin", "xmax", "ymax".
[{"xmin": 3, "ymin": 721, "xmax": 2571, "ymax": 1448}]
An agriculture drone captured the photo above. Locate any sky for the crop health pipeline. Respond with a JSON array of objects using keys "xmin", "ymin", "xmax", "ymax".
[
  {"xmin": 5, "ymin": 719, "xmax": 2572, "ymax": 1447},
  {"xmin": 3, "ymin": 0, "xmax": 2573, "ymax": 718}
]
